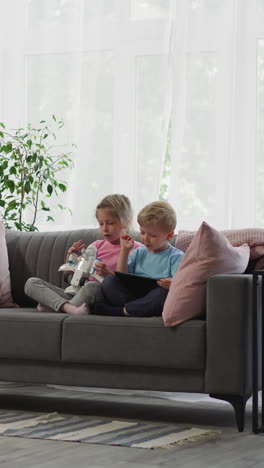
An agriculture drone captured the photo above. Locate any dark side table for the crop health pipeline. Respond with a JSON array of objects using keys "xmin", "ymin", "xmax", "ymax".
[{"xmin": 252, "ymin": 270, "xmax": 264, "ymax": 433}]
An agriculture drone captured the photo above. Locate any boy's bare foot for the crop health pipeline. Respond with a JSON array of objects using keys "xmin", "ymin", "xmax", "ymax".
[
  {"xmin": 37, "ymin": 303, "xmax": 55, "ymax": 313},
  {"xmin": 61, "ymin": 302, "xmax": 90, "ymax": 315}
]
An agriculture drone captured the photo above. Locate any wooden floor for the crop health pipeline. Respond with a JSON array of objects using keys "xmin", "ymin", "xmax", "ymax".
[{"xmin": 0, "ymin": 383, "xmax": 263, "ymax": 468}]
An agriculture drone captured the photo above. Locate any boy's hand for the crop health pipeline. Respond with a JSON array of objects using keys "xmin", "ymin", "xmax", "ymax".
[
  {"xmin": 120, "ymin": 234, "xmax": 135, "ymax": 252},
  {"xmin": 68, "ymin": 240, "xmax": 86, "ymax": 256},
  {"xmin": 94, "ymin": 262, "xmax": 113, "ymax": 277},
  {"xmin": 157, "ymin": 278, "xmax": 172, "ymax": 290}
]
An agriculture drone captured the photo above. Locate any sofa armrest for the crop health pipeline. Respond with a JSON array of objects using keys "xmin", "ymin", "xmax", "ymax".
[{"xmin": 205, "ymin": 274, "xmax": 258, "ymax": 396}]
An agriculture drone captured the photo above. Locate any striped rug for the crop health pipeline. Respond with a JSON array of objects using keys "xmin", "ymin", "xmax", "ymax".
[{"xmin": 0, "ymin": 410, "xmax": 219, "ymax": 449}]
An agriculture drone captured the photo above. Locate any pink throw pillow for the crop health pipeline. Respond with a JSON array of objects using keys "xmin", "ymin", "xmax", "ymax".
[
  {"xmin": 176, "ymin": 227, "xmax": 264, "ymax": 260},
  {"xmin": 254, "ymin": 256, "xmax": 264, "ymax": 271},
  {"xmin": 162, "ymin": 221, "xmax": 250, "ymax": 327},
  {"xmin": 0, "ymin": 220, "xmax": 18, "ymax": 308}
]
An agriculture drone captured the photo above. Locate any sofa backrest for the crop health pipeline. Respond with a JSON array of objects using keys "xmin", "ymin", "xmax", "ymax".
[
  {"xmin": 5, "ymin": 228, "xmax": 103, "ymax": 307},
  {"xmin": 5, "ymin": 228, "xmax": 175, "ymax": 307}
]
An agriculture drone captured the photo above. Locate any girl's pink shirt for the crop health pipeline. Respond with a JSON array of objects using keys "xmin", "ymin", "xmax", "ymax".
[{"xmin": 90, "ymin": 239, "xmax": 142, "ymax": 279}]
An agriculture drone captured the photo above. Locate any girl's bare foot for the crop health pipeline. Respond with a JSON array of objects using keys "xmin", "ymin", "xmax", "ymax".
[
  {"xmin": 37, "ymin": 303, "xmax": 55, "ymax": 313},
  {"xmin": 61, "ymin": 302, "xmax": 90, "ymax": 315}
]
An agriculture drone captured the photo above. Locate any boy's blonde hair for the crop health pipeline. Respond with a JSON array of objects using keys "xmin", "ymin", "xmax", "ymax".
[
  {"xmin": 96, "ymin": 194, "xmax": 133, "ymax": 228},
  {"xmin": 137, "ymin": 201, "xmax": 176, "ymax": 232}
]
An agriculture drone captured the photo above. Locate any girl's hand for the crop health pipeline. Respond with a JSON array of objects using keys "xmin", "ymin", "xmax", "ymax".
[
  {"xmin": 94, "ymin": 262, "xmax": 113, "ymax": 277},
  {"xmin": 68, "ymin": 240, "xmax": 86, "ymax": 256},
  {"xmin": 157, "ymin": 278, "xmax": 172, "ymax": 290},
  {"xmin": 120, "ymin": 234, "xmax": 134, "ymax": 252}
]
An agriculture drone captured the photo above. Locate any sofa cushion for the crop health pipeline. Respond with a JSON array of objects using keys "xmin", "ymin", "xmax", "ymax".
[
  {"xmin": 162, "ymin": 221, "xmax": 250, "ymax": 327},
  {"xmin": 61, "ymin": 315, "xmax": 206, "ymax": 370},
  {"xmin": 175, "ymin": 226, "xmax": 264, "ymax": 267},
  {"xmin": 0, "ymin": 309, "xmax": 67, "ymax": 361}
]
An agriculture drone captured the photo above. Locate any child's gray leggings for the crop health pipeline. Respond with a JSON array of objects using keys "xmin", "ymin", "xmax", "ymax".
[{"xmin": 24, "ymin": 277, "xmax": 104, "ymax": 312}]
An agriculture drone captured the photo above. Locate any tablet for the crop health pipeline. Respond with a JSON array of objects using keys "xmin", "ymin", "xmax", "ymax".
[{"xmin": 115, "ymin": 271, "xmax": 158, "ymax": 295}]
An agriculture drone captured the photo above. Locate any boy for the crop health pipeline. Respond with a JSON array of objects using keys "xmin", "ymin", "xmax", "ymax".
[{"xmin": 93, "ymin": 201, "xmax": 184, "ymax": 317}]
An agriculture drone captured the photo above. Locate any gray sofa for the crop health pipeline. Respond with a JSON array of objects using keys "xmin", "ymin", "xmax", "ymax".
[{"xmin": 0, "ymin": 228, "xmax": 258, "ymax": 431}]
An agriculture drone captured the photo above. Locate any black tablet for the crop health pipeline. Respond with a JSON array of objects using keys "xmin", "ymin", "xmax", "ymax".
[{"xmin": 115, "ymin": 271, "xmax": 158, "ymax": 295}]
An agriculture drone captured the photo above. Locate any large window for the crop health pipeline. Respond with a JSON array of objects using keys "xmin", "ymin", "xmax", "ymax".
[
  {"xmin": 1, "ymin": 0, "xmax": 264, "ymax": 231},
  {"xmin": 165, "ymin": 0, "xmax": 264, "ymax": 230},
  {"xmin": 0, "ymin": 0, "xmax": 171, "ymax": 229}
]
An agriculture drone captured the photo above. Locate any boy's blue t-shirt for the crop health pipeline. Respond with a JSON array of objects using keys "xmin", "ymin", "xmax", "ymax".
[{"xmin": 127, "ymin": 244, "xmax": 184, "ymax": 279}]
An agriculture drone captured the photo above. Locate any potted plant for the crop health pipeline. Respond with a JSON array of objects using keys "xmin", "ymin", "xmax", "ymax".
[{"xmin": 0, "ymin": 115, "xmax": 74, "ymax": 231}]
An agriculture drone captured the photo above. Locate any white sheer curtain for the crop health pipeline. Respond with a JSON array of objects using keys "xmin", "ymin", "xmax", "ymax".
[
  {"xmin": 0, "ymin": 0, "xmax": 172, "ymax": 230},
  {"xmin": 168, "ymin": 0, "xmax": 264, "ymax": 231},
  {"xmin": 1, "ymin": 0, "xmax": 264, "ymax": 232}
]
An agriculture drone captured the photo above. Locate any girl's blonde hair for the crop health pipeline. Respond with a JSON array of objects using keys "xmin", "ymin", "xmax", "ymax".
[
  {"xmin": 137, "ymin": 201, "xmax": 176, "ymax": 231},
  {"xmin": 95, "ymin": 194, "xmax": 133, "ymax": 228}
]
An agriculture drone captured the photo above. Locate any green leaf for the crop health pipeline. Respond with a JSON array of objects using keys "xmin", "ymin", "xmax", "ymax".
[
  {"xmin": 29, "ymin": 225, "xmax": 38, "ymax": 231},
  {"xmin": 10, "ymin": 166, "xmax": 17, "ymax": 175},
  {"xmin": 14, "ymin": 222, "xmax": 23, "ymax": 231},
  {"xmin": 24, "ymin": 181, "xmax": 31, "ymax": 193},
  {"xmin": 3, "ymin": 143, "xmax": 13, "ymax": 153},
  {"xmin": 41, "ymin": 200, "xmax": 50, "ymax": 211},
  {"xmin": 7, "ymin": 180, "xmax": 15, "ymax": 193},
  {"xmin": 58, "ymin": 183, "xmax": 67, "ymax": 192},
  {"xmin": 36, "ymin": 158, "xmax": 44, "ymax": 169},
  {"xmin": 59, "ymin": 160, "xmax": 68, "ymax": 167},
  {"xmin": 47, "ymin": 184, "xmax": 53, "ymax": 195},
  {"xmin": 52, "ymin": 114, "xmax": 56, "ymax": 121},
  {"xmin": 47, "ymin": 215, "xmax": 54, "ymax": 222},
  {"xmin": 7, "ymin": 200, "xmax": 17, "ymax": 210},
  {"xmin": 0, "ymin": 122, "xmax": 5, "ymax": 128},
  {"xmin": 0, "ymin": 131, "xmax": 4, "ymax": 138}
]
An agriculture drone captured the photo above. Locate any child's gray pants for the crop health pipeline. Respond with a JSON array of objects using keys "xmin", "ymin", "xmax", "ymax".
[{"xmin": 24, "ymin": 277, "xmax": 104, "ymax": 312}]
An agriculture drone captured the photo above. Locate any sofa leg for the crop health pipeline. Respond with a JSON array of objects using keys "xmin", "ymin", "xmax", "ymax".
[{"xmin": 209, "ymin": 393, "xmax": 251, "ymax": 432}]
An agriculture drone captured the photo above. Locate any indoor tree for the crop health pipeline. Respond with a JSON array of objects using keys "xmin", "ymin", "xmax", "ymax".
[{"xmin": 0, "ymin": 115, "xmax": 74, "ymax": 231}]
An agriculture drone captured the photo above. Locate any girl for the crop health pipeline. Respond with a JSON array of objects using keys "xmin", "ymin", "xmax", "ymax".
[{"xmin": 24, "ymin": 194, "xmax": 141, "ymax": 315}]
